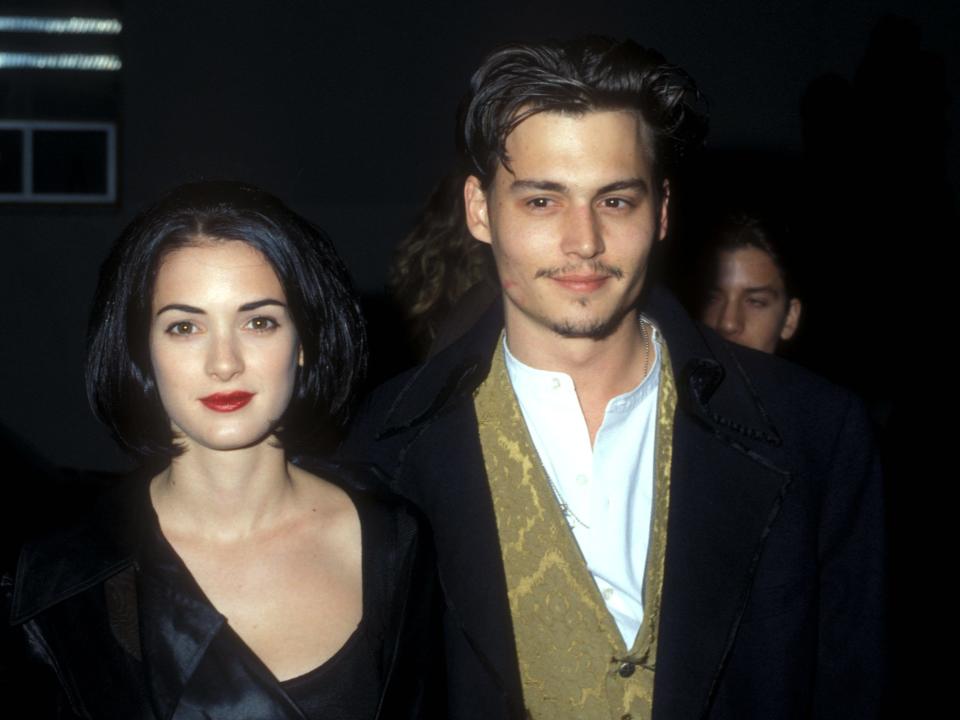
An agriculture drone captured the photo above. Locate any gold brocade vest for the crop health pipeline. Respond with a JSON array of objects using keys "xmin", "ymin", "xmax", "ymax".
[{"xmin": 474, "ymin": 336, "xmax": 677, "ymax": 720}]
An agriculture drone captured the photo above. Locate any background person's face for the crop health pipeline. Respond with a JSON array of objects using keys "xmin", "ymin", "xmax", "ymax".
[{"xmin": 701, "ymin": 246, "xmax": 800, "ymax": 353}]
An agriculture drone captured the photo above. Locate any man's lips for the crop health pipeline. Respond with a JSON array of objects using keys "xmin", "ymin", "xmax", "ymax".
[
  {"xmin": 199, "ymin": 391, "xmax": 255, "ymax": 412},
  {"xmin": 549, "ymin": 274, "xmax": 612, "ymax": 292}
]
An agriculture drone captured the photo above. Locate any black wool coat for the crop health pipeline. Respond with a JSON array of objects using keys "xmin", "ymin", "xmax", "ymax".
[
  {"xmin": 2, "ymin": 460, "xmax": 444, "ymax": 719},
  {"xmin": 340, "ymin": 287, "xmax": 886, "ymax": 720}
]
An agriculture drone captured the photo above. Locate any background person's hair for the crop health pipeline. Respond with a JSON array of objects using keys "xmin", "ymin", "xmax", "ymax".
[
  {"xmin": 86, "ymin": 180, "xmax": 367, "ymax": 459},
  {"xmin": 459, "ymin": 36, "xmax": 708, "ymax": 189},
  {"xmin": 388, "ymin": 170, "xmax": 497, "ymax": 355},
  {"xmin": 711, "ymin": 212, "xmax": 798, "ymax": 299}
]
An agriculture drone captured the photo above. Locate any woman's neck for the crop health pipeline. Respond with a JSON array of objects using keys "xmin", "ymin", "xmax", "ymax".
[{"xmin": 150, "ymin": 439, "xmax": 302, "ymax": 542}]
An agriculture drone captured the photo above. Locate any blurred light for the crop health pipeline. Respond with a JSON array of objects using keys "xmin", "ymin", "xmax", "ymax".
[
  {"xmin": 0, "ymin": 16, "xmax": 121, "ymax": 34},
  {"xmin": 0, "ymin": 52, "xmax": 121, "ymax": 70}
]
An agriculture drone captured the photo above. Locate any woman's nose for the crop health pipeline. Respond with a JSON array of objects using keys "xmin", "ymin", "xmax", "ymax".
[{"xmin": 205, "ymin": 332, "xmax": 244, "ymax": 381}]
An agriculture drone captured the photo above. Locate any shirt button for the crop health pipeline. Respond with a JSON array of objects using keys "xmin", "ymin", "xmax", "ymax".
[
  {"xmin": 551, "ymin": 377, "xmax": 561, "ymax": 389},
  {"xmin": 576, "ymin": 473, "xmax": 589, "ymax": 486},
  {"xmin": 621, "ymin": 715, "xmax": 633, "ymax": 720},
  {"xmin": 602, "ymin": 588, "xmax": 614, "ymax": 600},
  {"xmin": 603, "ymin": 497, "xmax": 611, "ymax": 509},
  {"xmin": 618, "ymin": 661, "xmax": 636, "ymax": 678}
]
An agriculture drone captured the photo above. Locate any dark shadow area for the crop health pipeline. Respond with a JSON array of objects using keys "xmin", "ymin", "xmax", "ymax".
[{"xmin": 665, "ymin": 16, "xmax": 956, "ymax": 714}]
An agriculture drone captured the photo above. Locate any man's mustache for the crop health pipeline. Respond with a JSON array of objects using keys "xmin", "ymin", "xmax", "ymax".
[{"xmin": 535, "ymin": 261, "xmax": 624, "ymax": 280}]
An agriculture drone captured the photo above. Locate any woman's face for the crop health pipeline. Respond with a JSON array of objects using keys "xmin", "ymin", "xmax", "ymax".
[{"xmin": 148, "ymin": 239, "xmax": 301, "ymax": 453}]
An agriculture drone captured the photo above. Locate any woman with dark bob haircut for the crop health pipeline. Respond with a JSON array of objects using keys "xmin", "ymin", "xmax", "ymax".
[{"xmin": 2, "ymin": 181, "xmax": 442, "ymax": 719}]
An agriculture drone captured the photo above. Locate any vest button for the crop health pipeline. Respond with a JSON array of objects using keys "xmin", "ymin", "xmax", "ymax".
[{"xmin": 618, "ymin": 661, "xmax": 636, "ymax": 678}]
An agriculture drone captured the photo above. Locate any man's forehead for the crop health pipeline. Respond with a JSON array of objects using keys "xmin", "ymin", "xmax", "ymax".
[
  {"xmin": 496, "ymin": 108, "xmax": 656, "ymax": 183},
  {"xmin": 504, "ymin": 107, "xmax": 650, "ymax": 143}
]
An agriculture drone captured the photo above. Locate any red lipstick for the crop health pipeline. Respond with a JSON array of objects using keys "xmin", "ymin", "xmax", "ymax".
[{"xmin": 200, "ymin": 391, "xmax": 254, "ymax": 412}]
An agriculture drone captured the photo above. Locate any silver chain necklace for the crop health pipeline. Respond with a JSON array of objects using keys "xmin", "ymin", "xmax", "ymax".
[{"xmin": 546, "ymin": 317, "xmax": 652, "ymax": 532}]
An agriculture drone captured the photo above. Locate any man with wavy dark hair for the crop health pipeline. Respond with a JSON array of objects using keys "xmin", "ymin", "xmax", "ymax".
[{"xmin": 344, "ymin": 36, "xmax": 884, "ymax": 720}]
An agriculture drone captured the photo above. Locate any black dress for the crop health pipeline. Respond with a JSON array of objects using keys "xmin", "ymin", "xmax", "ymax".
[{"xmin": 1, "ymin": 461, "xmax": 443, "ymax": 719}]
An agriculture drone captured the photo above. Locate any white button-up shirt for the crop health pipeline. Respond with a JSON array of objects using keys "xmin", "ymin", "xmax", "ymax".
[{"xmin": 503, "ymin": 330, "xmax": 661, "ymax": 647}]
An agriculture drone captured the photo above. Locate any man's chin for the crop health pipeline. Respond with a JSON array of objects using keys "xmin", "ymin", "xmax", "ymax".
[{"xmin": 550, "ymin": 315, "xmax": 621, "ymax": 340}]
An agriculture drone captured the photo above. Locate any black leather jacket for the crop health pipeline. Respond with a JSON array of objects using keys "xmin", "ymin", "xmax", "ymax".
[{"xmin": 1, "ymin": 460, "xmax": 443, "ymax": 719}]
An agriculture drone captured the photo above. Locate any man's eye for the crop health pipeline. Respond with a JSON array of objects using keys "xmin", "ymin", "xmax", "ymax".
[
  {"xmin": 527, "ymin": 197, "xmax": 552, "ymax": 209},
  {"xmin": 747, "ymin": 298, "xmax": 769, "ymax": 309},
  {"xmin": 166, "ymin": 321, "xmax": 198, "ymax": 336},
  {"xmin": 601, "ymin": 197, "xmax": 633, "ymax": 209},
  {"xmin": 246, "ymin": 316, "xmax": 279, "ymax": 332}
]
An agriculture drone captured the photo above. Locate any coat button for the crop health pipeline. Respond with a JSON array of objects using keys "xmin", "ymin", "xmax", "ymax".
[{"xmin": 618, "ymin": 661, "xmax": 636, "ymax": 678}]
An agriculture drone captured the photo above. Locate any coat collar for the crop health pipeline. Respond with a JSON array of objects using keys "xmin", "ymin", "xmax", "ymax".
[
  {"xmin": 377, "ymin": 285, "xmax": 785, "ymax": 461},
  {"xmin": 9, "ymin": 475, "xmax": 306, "ymax": 720},
  {"xmin": 373, "ymin": 285, "xmax": 794, "ymax": 719}
]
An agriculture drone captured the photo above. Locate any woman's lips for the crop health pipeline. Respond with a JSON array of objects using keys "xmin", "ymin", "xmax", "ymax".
[{"xmin": 200, "ymin": 391, "xmax": 255, "ymax": 412}]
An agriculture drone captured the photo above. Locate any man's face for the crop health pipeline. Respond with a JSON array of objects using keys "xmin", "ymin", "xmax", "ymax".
[
  {"xmin": 464, "ymin": 110, "xmax": 668, "ymax": 344},
  {"xmin": 701, "ymin": 246, "xmax": 801, "ymax": 354}
]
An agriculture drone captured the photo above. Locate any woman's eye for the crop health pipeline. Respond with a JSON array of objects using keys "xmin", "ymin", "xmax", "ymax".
[
  {"xmin": 166, "ymin": 321, "xmax": 198, "ymax": 336},
  {"xmin": 246, "ymin": 316, "xmax": 279, "ymax": 332}
]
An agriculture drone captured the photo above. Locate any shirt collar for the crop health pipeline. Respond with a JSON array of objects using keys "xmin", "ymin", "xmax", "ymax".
[{"xmin": 502, "ymin": 321, "xmax": 663, "ymax": 413}]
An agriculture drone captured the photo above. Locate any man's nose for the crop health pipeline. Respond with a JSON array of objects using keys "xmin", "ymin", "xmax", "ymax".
[
  {"xmin": 561, "ymin": 205, "xmax": 604, "ymax": 258},
  {"xmin": 718, "ymin": 300, "xmax": 744, "ymax": 337}
]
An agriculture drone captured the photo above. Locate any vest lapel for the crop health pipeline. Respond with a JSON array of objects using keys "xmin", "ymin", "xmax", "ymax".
[
  {"xmin": 374, "ymin": 304, "xmax": 527, "ymax": 715},
  {"xmin": 415, "ymin": 395, "xmax": 527, "ymax": 713}
]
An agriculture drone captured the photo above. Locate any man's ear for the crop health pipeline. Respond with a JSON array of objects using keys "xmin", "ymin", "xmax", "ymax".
[
  {"xmin": 780, "ymin": 298, "xmax": 802, "ymax": 341},
  {"xmin": 464, "ymin": 175, "xmax": 493, "ymax": 245},
  {"xmin": 657, "ymin": 179, "xmax": 671, "ymax": 242},
  {"xmin": 298, "ymin": 345, "xmax": 304, "ymax": 367}
]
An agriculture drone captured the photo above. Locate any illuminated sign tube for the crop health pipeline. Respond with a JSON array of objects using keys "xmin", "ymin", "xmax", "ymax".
[
  {"xmin": 0, "ymin": 16, "xmax": 122, "ymax": 34},
  {"xmin": 0, "ymin": 52, "xmax": 121, "ymax": 70}
]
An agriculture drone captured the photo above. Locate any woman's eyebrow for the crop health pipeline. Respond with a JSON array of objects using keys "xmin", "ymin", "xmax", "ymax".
[
  {"xmin": 156, "ymin": 303, "xmax": 204, "ymax": 316},
  {"xmin": 155, "ymin": 299, "xmax": 286, "ymax": 316},
  {"xmin": 238, "ymin": 298, "xmax": 286, "ymax": 312}
]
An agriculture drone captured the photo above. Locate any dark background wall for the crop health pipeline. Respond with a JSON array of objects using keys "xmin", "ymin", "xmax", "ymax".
[{"xmin": 1, "ymin": 0, "xmax": 957, "ymax": 473}]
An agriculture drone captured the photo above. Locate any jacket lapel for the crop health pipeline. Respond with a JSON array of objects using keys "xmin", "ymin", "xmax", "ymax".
[
  {"xmin": 376, "ymin": 303, "xmax": 526, "ymax": 714},
  {"xmin": 133, "ymin": 483, "xmax": 306, "ymax": 720},
  {"xmin": 646, "ymin": 289, "xmax": 793, "ymax": 720}
]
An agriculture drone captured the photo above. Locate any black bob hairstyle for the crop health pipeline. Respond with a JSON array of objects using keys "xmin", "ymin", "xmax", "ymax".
[
  {"xmin": 459, "ymin": 36, "xmax": 709, "ymax": 189},
  {"xmin": 86, "ymin": 180, "xmax": 367, "ymax": 459}
]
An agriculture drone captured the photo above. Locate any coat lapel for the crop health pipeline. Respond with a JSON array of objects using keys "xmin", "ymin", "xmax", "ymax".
[
  {"xmin": 646, "ymin": 289, "xmax": 793, "ymax": 720},
  {"xmin": 132, "ymin": 482, "xmax": 307, "ymax": 720},
  {"xmin": 376, "ymin": 303, "xmax": 526, "ymax": 714}
]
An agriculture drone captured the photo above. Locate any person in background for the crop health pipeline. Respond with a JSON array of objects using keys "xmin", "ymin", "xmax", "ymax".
[
  {"xmin": 700, "ymin": 213, "xmax": 802, "ymax": 354},
  {"xmin": 389, "ymin": 170, "xmax": 498, "ymax": 358}
]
